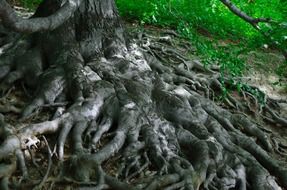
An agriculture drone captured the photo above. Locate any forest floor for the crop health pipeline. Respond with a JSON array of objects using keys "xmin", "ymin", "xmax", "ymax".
[
  {"xmin": 126, "ymin": 21, "xmax": 287, "ymax": 145},
  {"xmin": 1, "ymin": 11, "xmax": 287, "ymax": 189},
  {"xmin": 128, "ymin": 22, "xmax": 287, "ymax": 105}
]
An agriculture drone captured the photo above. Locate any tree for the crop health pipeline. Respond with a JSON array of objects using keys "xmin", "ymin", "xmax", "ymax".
[{"xmin": 0, "ymin": 0, "xmax": 287, "ymax": 189}]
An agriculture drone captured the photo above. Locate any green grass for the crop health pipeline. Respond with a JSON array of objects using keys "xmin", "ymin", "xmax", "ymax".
[{"xmin": 116, "ymin": 0, "xmax": 286, "ymax": 39}]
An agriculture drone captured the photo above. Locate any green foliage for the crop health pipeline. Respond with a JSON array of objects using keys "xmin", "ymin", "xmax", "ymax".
[
  {"xmin": 116, "ymin": 0, "xmax": 285, "ymax": 40},
  {"xmin": 18, "ymin": 0, "xmax": 41, "ymax": 9},
  {"xmin": 177, "ymin": 21, "xmax": 246, "ymax": 77},
  {"xmin": 276, "ymin": 60, "xmax": 287, "ymax": 77}
]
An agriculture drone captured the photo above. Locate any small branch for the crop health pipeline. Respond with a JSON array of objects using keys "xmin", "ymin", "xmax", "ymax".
[
  {"xmin": 219, "ymin": 0, "xmax": 271, "ymax": 30},
  {"xmin": 219, "ymin": 0, "xmax": 287, "ymax": 59},
  {"xmin": 0, "ymin": 0, "xmax": 81, "ymax": 33}
]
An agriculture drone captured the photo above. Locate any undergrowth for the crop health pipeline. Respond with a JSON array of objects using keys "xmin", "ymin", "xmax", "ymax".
[
  {"xmin": 116, "ymin": 0, "xmax": 286, "ymax": 76},
  {"xmin": 177, "ymin": 22, "xmax": 246, "ymax": 77},
  {"xmin": 116, "ymin": 0, "xmax": 286, "ymax": 40}
]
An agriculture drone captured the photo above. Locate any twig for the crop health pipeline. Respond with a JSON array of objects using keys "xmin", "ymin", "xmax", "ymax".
[
  {"xmin": 34, "ymin": 136, "xmax": 53, "ymax": 190},
  {"xmin": 219, "ymin": 0, "xmax": 271, "ymax": 30}
]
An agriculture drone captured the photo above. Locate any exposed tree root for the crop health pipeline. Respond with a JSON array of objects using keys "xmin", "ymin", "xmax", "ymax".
[{"xmin": 0, "ymin": 4, "xmax": 287, "ymax": 190}]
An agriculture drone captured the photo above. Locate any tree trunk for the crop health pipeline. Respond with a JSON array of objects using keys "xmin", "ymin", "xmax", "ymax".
[{"xmin": 0, "ymin": 0, "xmax": 287, "ymax": 189}]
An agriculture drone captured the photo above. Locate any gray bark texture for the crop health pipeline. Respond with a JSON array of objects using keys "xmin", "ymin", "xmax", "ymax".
[{"xmin": 0, "ymin": 0, "xmax": 287, "ymax": 189}]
